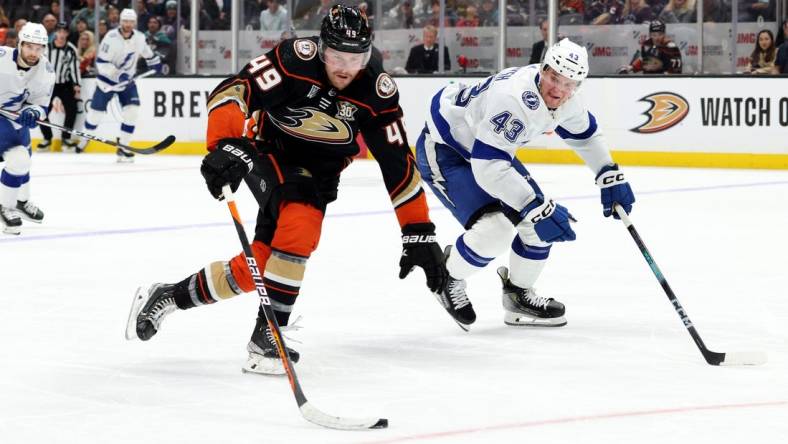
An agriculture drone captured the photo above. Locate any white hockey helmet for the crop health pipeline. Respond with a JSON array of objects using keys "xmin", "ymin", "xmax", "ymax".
[
  {"xmin": 120, "ymin": 8, "xmax": 138, "ymax": 22},
  {"xmin": 542, "ymin": 38, "xmax": 589, "ymax": 82},
  {"xmin": 18, "ymin": 22, "xmax": 49, "ymax": 46}
]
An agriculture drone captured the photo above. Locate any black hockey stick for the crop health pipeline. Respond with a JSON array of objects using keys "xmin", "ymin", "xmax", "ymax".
[
  {"xmin": 221, "ymin": 185, "xmax": 388, "ymax": 430},
  {"xmin": 0, "ymin": 109, "xmax": 175, "ymax": 155},
  {"xmin": 614, "ymin": 204, "xmax": 767, "ymax": 366}
]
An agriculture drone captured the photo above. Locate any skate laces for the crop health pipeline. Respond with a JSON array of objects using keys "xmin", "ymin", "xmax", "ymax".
[
  {"xmin": 522, "ymin": 288, "xmax": 550, "ymax": 309},
  {"xmin": 19, "ymin": 201, "xmax": 40, "ymax": 215},
  {"xmin": 1, "ymin": 206, "xmax": 19, "ymax": 218},
  {"xmin": 265, "ymin": 315, "xmax": 304, "ymax": 346},
  {"xmin": 143, "ymin": 287, "xmax": 176, "ymax": 326},
  {"xmin": 447, "ymin": 279, "xmax": 471, "ymax": 309}
]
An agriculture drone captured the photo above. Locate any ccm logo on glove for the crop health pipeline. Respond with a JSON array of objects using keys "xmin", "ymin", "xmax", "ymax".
[
  {"xmin": 598, "ymin": 172, "xmax": 626, "ymax": 187},
  {"xmin": 527, "ymin": 199, "xmax": 556, "ymax": 224}
]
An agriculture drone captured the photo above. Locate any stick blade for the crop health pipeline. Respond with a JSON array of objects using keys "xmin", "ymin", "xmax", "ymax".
[
  {"xmin": 126, "ymin": 135, "xmax": 176, "ymax": 155},
  {"xmin": 299, "ymin": 402, "xmax": 388, "ymax": 430},
  {"xmin": 719, "ymin": 351, "xmax": 768, "ymax": 366}
]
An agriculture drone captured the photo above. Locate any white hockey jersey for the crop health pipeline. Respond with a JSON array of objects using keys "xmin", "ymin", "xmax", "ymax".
[
  {"xmin": 0, "ymin": 46, "xmax": 55, "ymax": 130},
  {"xmin": 95, "ymin": 29, "xmax": 160, "ymax": 91},
  {"xmin": 425, "ymin": 64, "xmax": 613, "ymax": 211}
]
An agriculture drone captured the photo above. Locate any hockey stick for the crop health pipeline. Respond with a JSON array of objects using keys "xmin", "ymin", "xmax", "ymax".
[
  {"xmin": 614, "ymin": 204, "xmax": 767, "ymax": 366},
  {"xmin": 221, "ymin": 185, "xmax": 388, "ymax": 430},
  {"xmin": 0, "ymin": 109, "xmax": 175, "ymax": 155},
  {"xmin": 108, "ymin": 69, "xmax": 156, "ymax": 92}
]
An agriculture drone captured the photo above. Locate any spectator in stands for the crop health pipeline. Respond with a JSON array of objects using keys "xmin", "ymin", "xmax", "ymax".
[
  {"xmin": 70, "ymin": 0, "xmax": 107, "ymax": 33},
  {"xmin": 107, "ymin": 5, "xmax": 120, "ymax": 29},
  {"xmin": 529, "ymin": 19, "xmax": 549, "ymax": 64},
  {"xmin": 0, "ymin": 24, "xmax": 8, "ymax": 46},
  {"xmin": 392, "ymin": 1, "xmax": 416, "ymax": 29},
  {"xmin": 560, "ymin": 0, "xmax": 586, "ymax": 17},
  {"xmin": 42, "ymin": 13, "xmax": 58, "ymax": 42},
  {"xmin": 699, "ymin": 0, "xmax": 731, "ymax": 22},
  {"xmin": 260, "ymin": 0, "xmax": 289, "ymax": 31},
  {"xmin": 456, "ymin": 4, "xmax": 480, "ymax": 27},
  {"xmin": 479, "ymin": 0, "xmax": 498, "ymax": 26},
  {"xmin": 5, "ymin": 29, "xmax": 17, "ymax": 48},
  {"xmin": 739, "ymin": 0, "xmax": 774, "ymax": 22},
  {"xmin": 776, "ymin": 24, "xmax": 788, "ymax": 74},
  {"xmin": 405, "ymin": 24, "xmax": 450, "ymax": 73},
  {"xmin": 586, "ymin": 0, "xmax": 625, "ymax": 24},
  {"xmin": 623, "ymin": 0, "xmax": 656, "ymax": 23},
  {"xmin": 745, "ymin": 29, "xmax": 778, "ymax": 74},
  {"xmin": 304, "ymin": 0, "xmax": 332, "ymax": 29},
  {"xmin": 162, "ymin": 0, "xmax": 180, "ymax": 41},
  {"xmin": 775, "ymin": 20, "xmax": 787, "ymax": 48},
  {"xmin": 98, "ymin": 19, "xmax": 109, "ymax": 40},
  {"xmin": 0, "ymin": 7, "xmax": 9, "ymax": 28},
  {"xmin": 14, "ymin": 18, "xmax": 28, "ymax": 34},
  {"xmin": 70, "ymin": 18, "xmax": 88, "ymax": 45},
  {"xmin": 658, "ymin": 0, "xmax": 697, "ymax": 22},
  {"xmin": 49, "ymin": 1, "xmax": 61, "ymax": 21},
  {"xmin": 419, "ymin": 0, "xmax": 452, "ymax": 27},
  {"xmin": 146, "ymin": 16, "xmax": 172, "ymax": 47},
  {"xmin": 77, "ymin": 30, "xmax": 97, "ymax": 76},
  {"xmin": 136, "ymin": 0, "xmax": 155, "ymax": 32},
  {"xmin": 620, "ymin": 19, "xmax": 682, "ymax": 74}
]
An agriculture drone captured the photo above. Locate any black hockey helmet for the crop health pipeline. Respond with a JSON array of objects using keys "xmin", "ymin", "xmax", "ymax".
[
  {"xmin": 319, "ymin": 5, "xmax": 372, "ymax": 54},
  {"xmin": 649, "ymin": 19, "xmax": 666, "ymax": 33}
]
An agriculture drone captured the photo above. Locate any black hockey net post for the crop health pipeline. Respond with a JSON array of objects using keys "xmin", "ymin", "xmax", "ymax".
[
  {"xmin": 221, "ymin": 185, "xmax": 388, "ymax": 430},
  {"xmin": 0, "ymin": 109, "xmax": 175, "ymax": 155},
  {"xmin": 614, "ymin": 203, "xmax": 767, "ymax": 366}
]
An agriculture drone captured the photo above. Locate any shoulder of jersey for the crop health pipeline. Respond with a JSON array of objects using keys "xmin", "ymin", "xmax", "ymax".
[
  {"xmin": 274, "ymin": 37, "xmax": 321, "ymax": 76},
  {"xmin": 361, "ymin": 59, "xmax": 400, "ymax": 109},
  {"xmin": 499, "ymin": 67, "xmax": 542, "ymax": 114}
]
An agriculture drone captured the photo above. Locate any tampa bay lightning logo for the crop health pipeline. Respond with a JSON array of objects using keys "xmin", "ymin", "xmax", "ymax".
[{"xmin": 522, "ymin": 91, "xmax": 540, "ymax": 110}]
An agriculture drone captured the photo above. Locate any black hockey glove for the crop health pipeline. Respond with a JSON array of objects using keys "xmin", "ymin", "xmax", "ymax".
[
  {"xmin": 398, "ymin": 223, "xmax": 447, "ymax": 293},
  {"xmin": 200, "ymin": 138, "xmax": 256, "ymax": 200}
]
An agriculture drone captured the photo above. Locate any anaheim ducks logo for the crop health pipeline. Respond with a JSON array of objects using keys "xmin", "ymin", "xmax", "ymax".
[
  {"xmin": 631, "ymin": 92, "xmax": 689, "ymax": 133},
  {"xmin": 269, "ymin": 107, "xmax": 353, "ymax": 144}
]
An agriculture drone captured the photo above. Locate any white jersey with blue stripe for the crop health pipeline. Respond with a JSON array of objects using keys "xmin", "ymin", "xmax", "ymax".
[
  {"xmin": 95, "ymin": 29, "xmax": 159, "ymax": 91},
  {"xmin": 0, "ymin": 46, "xmax": 55, "ymax": 130},
  {"xmin": 424, "ymin": 64, "xmax": 612, "ymax": 211}
]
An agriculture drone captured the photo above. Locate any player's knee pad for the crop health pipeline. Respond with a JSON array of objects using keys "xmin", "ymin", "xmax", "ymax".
[
  {"xmin": 463, "ymin": 211, "xmax": 514, "ymax": 258},
  {"xmin": 270, "ymin": 202, "xmax": 324, "ymax": 257},
  {"xmin": 121, "ymin": 105, "xmax": 139, "ymax": 126},
  {"xmin": 1, "ymin": 146, "xmax": 32, "ymax": 176}
]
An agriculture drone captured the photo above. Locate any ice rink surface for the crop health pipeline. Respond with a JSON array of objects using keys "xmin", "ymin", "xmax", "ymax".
[{"xmin": 1, "ymin": 153, "xmax": 787, "ymax": 444}]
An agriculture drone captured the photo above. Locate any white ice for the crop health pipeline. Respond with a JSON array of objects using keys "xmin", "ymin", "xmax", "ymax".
[{"xmin": 1, "ymin": 153, "xmax": 787, "ymax": 444}]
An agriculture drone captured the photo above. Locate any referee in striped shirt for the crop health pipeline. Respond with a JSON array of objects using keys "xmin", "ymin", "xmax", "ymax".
[{"xmin": 39, "ymin": 22, "xmax": 82, "ymax": 152}]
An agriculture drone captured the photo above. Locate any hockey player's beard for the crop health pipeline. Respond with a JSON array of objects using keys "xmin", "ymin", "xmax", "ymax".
[{"xmin": 17, "ymin": 49, "xmax": 40, "ymax": 68}]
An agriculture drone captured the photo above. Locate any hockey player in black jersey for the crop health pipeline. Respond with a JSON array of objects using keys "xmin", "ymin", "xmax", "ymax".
[
  {"xmin": 620, "ymin": 20, "xmax": 683, "ymax": 74},
  {"xmin": 125, "ymin": 5, "xmax": 448, "ymax": 375}
]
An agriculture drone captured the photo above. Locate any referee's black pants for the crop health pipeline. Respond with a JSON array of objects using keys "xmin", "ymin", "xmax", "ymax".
[{"xmin": 41, "ymin": 82, "xmax": 78, "ymax": 142}]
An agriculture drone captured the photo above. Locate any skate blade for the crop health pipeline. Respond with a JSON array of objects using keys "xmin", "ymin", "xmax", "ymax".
[
  {"xmin": 241, "ymin": 353, "xmax": 286, "ymax": 376},
  {"xmin": 124, "ymin": 286, "xmax": 147, "ymax": 340},
  {"xmin": 432, "ymin": 291, "xmax": 471, "ymax": 332},
  {"xmin": 504, "ymin": 312, "xmax": 567, "ymax": 327},
  {"xmin": 17, "ymin": 214, "xmax": 43, "ymax": 224},
  {"xmin": 2, "ymin": 226, "xmax": 21, "ymax": 235}
]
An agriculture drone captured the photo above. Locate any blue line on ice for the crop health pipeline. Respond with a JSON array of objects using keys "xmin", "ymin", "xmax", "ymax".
[{"xmin": 2, "ymin": 180, "xmax": 787, "ymax": 244}]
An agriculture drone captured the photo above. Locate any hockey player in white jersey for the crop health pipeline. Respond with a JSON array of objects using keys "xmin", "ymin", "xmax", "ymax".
[
  {"xmin": 415, "ymin": 38, "xmax": 635, "ymax": 329},
  {"xmin": 83, "ymin": 8, "xmax": 161, "ymax": 163},
  {"xmin": 0, "ymin": 23, "xmax": 55, "ymax": 235}
]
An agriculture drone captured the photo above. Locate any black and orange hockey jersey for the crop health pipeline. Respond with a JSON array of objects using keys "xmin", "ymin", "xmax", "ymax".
[
  {"xmin": 205, "ymin": 36, "xmax": 430, "ymax": 228},
  {"xmin": 632, "ymin": 38, "xmax": 683, "ymax": 74}
]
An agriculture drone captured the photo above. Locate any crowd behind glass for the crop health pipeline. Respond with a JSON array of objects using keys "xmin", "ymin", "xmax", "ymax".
[{"xmin": 0, "ymin": 0, "xmax": 786, "ymax": 76}]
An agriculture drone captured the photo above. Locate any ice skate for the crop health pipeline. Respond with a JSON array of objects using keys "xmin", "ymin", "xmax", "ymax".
[
  {"xmin": 36, "ymin": 139, "xmax": 52, "ymax": 152},
  {"xmin": 126, "ymin": 283, "xmax": 177, "ymax": 340},
  {"xmin": 16, "ymin": 200, "xmax": 44, "ymax": 223},
  {"xmin": 498, "ymin": 267, "xmax": 566, "ymax": 327},
  {"xmin": 242, "ymin": 316, "xmax": 300, "ymax": 376},
  {"xmin": 62, "ymin": 139, "xmax": 79, "ymax": 153},
  {"xmin": 433, "ymin": 246, "xmax": 476, "ymax": 331},
  {"xmin": 116, "ymin": 147, "xmax": 135, "ymax": 163},
  {"xmin": 1, "ymin": 205, "xmax": 22, "ymax": 235}
]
